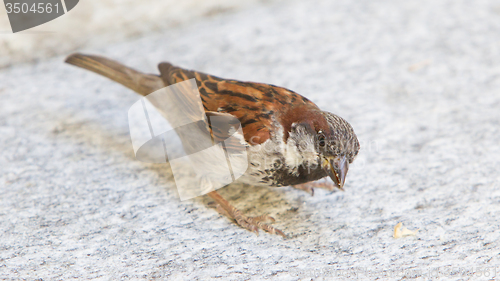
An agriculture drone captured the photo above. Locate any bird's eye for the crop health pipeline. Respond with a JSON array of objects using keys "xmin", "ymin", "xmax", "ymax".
[{"xmin": 318, "ymin": 133, "xmax": 326, "ymax": 147}]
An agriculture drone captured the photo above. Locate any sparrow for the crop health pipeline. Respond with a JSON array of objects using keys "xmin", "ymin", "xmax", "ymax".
[{"xmin": 65, "ymin": 53, "xmax": 360, "ymax": 237}]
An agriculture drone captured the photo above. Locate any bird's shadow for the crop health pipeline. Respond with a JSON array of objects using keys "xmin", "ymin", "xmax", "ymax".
[{"xmin": 44, "ymin": 105, "xmax": 314, "ymax": 237}]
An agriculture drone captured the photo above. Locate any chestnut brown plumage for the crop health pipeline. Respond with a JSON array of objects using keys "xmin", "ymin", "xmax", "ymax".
[{"xmin": 65, "ymin": 53, "xmax": 360, "ymax": 237}]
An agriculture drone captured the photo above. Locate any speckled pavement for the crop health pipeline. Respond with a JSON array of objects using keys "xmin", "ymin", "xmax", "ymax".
[{"xmin": 1, "ymin": 0, "xmax": 500, "ymax": 279}]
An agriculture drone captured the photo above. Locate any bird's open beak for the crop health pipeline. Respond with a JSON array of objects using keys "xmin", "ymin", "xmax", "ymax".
[{"xmin": 322, "ymin": 155, "xmax": 349, "ymax": 191}]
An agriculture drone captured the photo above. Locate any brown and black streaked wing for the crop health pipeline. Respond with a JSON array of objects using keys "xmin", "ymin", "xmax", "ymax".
[{"xmin": 157, "ymin": 63, "xmax": 319, "ymax": 145}]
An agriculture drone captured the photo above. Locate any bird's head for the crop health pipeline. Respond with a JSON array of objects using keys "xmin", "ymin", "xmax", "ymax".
[
  {"xmin": 285, "ymin": 108, "xmax": 360, "ymax": 190},
  {"xmin": 316, "ymin": 111, "xmax": 359, "ymax": 190}
]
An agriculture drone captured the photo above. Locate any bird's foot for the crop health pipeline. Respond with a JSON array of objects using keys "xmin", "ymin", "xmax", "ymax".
[
  {"xmin": 292, "ymin": 183, "xmax": 315, "ymax": 196},
  {"xmin": 208, "ymin": 191, "xmax": 286, "ymax": 237},
  {"xmin": 293, "ymin": 179, "xmax": 338, "ymax": 195},
  {"xmin": 216, "ymin": 205, "xmax": 286, "ymax": 237}
]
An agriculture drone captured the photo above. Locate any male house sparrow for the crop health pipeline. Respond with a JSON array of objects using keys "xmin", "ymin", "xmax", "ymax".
[{"xmin": 65, "ymin": 53, "xmax": 360, "ymax": 237}]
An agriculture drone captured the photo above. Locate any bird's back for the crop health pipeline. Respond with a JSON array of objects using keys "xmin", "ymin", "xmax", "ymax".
[{"xmin": 158, "ymin": 63, "xmax": 320, "ymax": 145}]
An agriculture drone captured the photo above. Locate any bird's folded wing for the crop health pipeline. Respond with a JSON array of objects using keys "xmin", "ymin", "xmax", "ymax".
[{"xmin": 158, "ymin": 63, "xmax": 318, "ymax": 145}]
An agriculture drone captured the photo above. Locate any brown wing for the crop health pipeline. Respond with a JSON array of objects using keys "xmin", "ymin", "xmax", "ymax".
[
  {"xmin": 158, "ymin": 63, "xmax": 319, "ymax": 144},
  {"xmin": 205, "ymin": 111, "xmax": 248, "ymax": 153}
]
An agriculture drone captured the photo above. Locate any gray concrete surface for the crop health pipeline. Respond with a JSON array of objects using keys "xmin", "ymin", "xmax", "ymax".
[
  {"xmin": 2, "ymin": 0, "xmax": 500, "ymax": 279},
  {"xmin": 0, "ymin": 0, "xmax": 271, "ymax": 67}
]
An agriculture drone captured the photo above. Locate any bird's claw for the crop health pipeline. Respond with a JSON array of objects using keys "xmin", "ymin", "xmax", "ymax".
[
  {"xmin": 216, "ymin": 205, "xmax": 286, "ymax": 237},
  {"xmin": 293, "ymin": 179, "xmax": 338, "ymax": 195},
  {"xmin": 292, "ymin": 183, "xmax": 315, "ymax": 196}
]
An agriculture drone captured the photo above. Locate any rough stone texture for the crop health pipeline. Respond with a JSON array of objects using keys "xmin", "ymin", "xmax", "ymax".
[
  {"xmin": 1, "ymin": 0, "xmax": 500, "ymax": 279},
  {"xmin": 0, "ymin": 0, "xmax": 272, "ymax": 68}
]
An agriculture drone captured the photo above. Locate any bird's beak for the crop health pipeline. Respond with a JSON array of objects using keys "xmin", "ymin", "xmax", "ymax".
[{"xmin": 322, "ymin": 155, "xmax": 349, "ymax": 191}]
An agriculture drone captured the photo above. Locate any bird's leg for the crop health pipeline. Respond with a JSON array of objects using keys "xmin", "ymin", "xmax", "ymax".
[
  {"xmin": 293, "ymin": 178, "xmax": 337, "ymax": 195},
  {"xmin": 207, "ymin": 191, "xmax": 286, "ymax": 237},
  {"xmin": 292, "ymin": 183, "xmax": 315, "ymax": 196}
]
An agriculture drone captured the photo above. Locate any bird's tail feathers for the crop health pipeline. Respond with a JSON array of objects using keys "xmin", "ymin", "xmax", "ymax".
[{"xmin": 65, "ymin": 53, "xmax": 163, "ymax": 96}]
